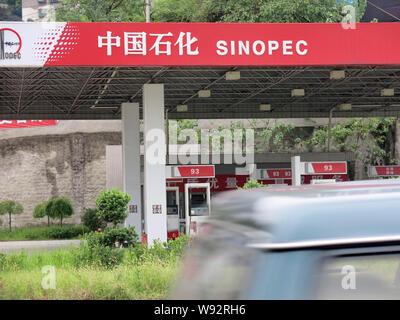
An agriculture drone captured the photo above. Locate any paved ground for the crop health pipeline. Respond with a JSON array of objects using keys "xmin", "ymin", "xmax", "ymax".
[{"xmin": 0, "ymin": 240, "xmax": 82, "ymax": 254}]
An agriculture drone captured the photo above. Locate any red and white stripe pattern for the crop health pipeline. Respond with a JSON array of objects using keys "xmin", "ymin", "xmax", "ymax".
[
  {"xmin": 33, "ymin": 23, "xmax": 67, "ymax": 65},
  {"xmin": 45, "ymin": 23, "xmax": 80, "ymax": 65},
  {"xmin": 0, "ymin": 120, "xmax": 58, "ymax": 129}
]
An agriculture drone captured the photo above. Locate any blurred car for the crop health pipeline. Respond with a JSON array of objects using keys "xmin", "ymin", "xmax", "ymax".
[{"xmin": 171, "ymin": 180, "xmax": 400, "ymax": 299}]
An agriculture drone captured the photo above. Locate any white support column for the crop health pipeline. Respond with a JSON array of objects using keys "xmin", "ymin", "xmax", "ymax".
[
  {"xmin": 121, "ymin": 102, "xmax": 142, "ymax": 235},
  {"xmin": 143, "ymin": 84, "xmax": 167, "ymax": 244},
  {"xmin": 291, "ymin": 156, "xmax": 302, "ymax": 186},
  {"xmin": 248, "ymin": 163, "xmax": 258, "ymax": 180}
]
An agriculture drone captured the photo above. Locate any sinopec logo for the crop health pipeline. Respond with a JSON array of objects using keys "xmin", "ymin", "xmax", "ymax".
[{"xmin": 0, "ymin": 28, "xmax": 22, "ymax": 60}]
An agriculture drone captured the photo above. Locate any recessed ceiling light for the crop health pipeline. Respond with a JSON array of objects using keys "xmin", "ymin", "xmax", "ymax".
[
  {"xmin": 291, "ymin": 89, "xmax": 305, "ymax": 97},
  {"xmin": 381, "ymin": 88, "xmax": 395, "ymax": 97},
  {"xmin": 176, "ymin": 105, "xmax": 188, "ymax": 112},
  {"xmin": 90, "ymin": 105, "xmax": 118, "ymax": 109},
  {"xmin": 259, "ymin": 104, "xmax": 271, "ymax": 111},
  {"xmin": 339, "ymin": 103, "xmax": 352, "ymax": 111},
  {"xmin": 198, "ymin": 90, "xmax": 211, "ymax": 98},
  {"xmin": 225, "ymin": 71, "xmax": 241, "ymax": 80},
  {"xmin": 330, "ymin": 70, "xmax": 346, "ymax": 80}
]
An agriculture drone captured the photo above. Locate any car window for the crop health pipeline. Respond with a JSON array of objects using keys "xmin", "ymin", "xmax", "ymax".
[
  {"xmin": 170, "ymin": 226, "xmax": 259, "ymax": 300},
  {"xmin": 314, "ymin": 252, "xmax": 400, "ymax": 299}
]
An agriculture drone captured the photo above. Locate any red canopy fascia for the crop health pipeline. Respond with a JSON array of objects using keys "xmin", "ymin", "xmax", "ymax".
[{"xmin": 0, "ymin": 22, "xmax": 399, "ymax": 67}]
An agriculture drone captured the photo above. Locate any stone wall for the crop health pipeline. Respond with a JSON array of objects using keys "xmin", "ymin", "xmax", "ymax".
[{"xmin": 0, "ymin": 131, "xmax": 121, "ymax": 228}]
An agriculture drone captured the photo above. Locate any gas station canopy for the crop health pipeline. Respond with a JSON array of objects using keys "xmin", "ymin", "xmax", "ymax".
[{"xmin": 1, "ymin": 22, "xmax": 400, "ymax": 120}]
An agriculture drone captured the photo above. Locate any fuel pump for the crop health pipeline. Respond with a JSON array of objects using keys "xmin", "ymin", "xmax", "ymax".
[
  {"xmin": 184, "ymin": 183, "xmax": 211, "ymax": 236},
  {"xmin": 166, "ymin": 187, "xmax": 180, "ymax": 240}
]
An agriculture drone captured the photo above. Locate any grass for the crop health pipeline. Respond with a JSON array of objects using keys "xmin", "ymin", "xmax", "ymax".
[
  {"xmin": 0, "ymin": 263, "xmax": 178, "ymax": 300},
  {"xmin": 0, "ymin": 236, "xmax": 188, "ymax": 299},
  {"xmin": 0, "ymin": 225, "xmax": 89, "ymax": 241}
]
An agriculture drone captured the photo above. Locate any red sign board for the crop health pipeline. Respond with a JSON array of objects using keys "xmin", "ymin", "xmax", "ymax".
[
  {"xmin": 2, "ymin": 22, "xmax": 400, "ymax": 67},
  {"xmin": 176, "ymin": 165, "xmax": 215, "ymax": 178},
  {"xmin": 306, "ymin": 162, "xmax": 347, "ymax": 174},
  {"xmin": 0, "ymin": 120, "xmax": 58, "ymax": 129},
  {"xmin": 301, "ymin": 174, "xmax": 348, "ymax": 185},
  {"xmin": 264, "ymin": 169, "xmax": 292, "ymax": 179},
  {"xmin": 369, "ymin": 166, "xmax": 400, "ymax": 177},
  {"xmin": 166, "ymin": 173, "xmax": 348, "ymax": 192}
]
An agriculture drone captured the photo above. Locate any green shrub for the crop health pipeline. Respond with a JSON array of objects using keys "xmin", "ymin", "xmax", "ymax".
[
  {"xmin": 44, "ymin": 226, "xmax": 89, "ymax": 239},
  {"xmin": 86, "ymin": 227, "xmax": 139, "ymax": 249},
  {"xmin": 33, "ymin": 202, "xmax": 51, "ymax": 226},
  {"xmin": 0, "ymin": 234, "xmax": 189, "ymax": 273},
  {"xmin": 33, "ymin": 202, "xmax": 46, "ymax": 219},
  {"xmin": 81, "ymin": 208, "xmax": 106, "ymax": 231},
  {"xmin": 82, "ymin": 227, "xmax": 139, "ymax": 269},
  {"xmin": 0, "ymin": 226, "xmax": 89, "ymax": 241},
  {"xmin": 95, "ymin": 188, "xmax": 131, "ymax": 226},
  {"xmin": 237, "ymin": 178, "xmax": 267, "ymax": 189},
  {"xmin": 45, "ymin": 197, "xmax": 74, "ymax": 227},
  {"xmin": 125, "ymin": 235, "xmax": 190, "ymax": 265},
  {"xmin": 78, "ymin": 235, "xmax": 124, "ymax": 269},
  {"xmin": 0, "ymin": 250, "xmax": 27, "ymax": 272},
  {"xmin": 166, "ymin": 235, "xmax": 190, "ymax": 258},
  {"xmin": 0, "ymin": 253, "xmax": 6, "ymax": 271},
  {"xmin": 16, "ymin": 227, "xmax": 50, "ymax": 240}
]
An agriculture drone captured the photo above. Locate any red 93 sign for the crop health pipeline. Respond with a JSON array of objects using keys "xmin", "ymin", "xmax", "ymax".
[
  {"xmin": 177, "ymin": 166, "xmax": 215, "ymax": 178},
  {"xmin": 264, "ymin": 169, "xmax": 292, "ymax": 179},
  {"xmin": 306, "ymin": 162, "xmax": 347, "ymax": 174}
]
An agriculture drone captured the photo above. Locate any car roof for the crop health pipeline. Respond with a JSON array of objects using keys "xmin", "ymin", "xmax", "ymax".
[{"xmin": 210, "ymin": 179, "xmax": 400, "ymax": 250}]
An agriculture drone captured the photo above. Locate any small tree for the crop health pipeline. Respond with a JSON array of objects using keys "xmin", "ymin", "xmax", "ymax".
[
  {"xmin": 0, "ymin": 200, "xmax": 24, "ymax": 231},
  {"xmin": 33, "ymin": 202, "xmax": 51, "ymax": 226},
  {"xmin": 45, "ymin": 197, "xmax": 74, "ymax": 227},
  {"xmin": 95, "ymin": 188, "xmax": 131, "ymax": 226}
]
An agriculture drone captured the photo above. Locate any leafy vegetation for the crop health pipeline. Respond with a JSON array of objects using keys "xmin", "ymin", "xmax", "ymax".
[
  {"xmin": 204, "ymin": 117, "xmax": 398, "ymax": 178},
  {"xmin": 55, "ymin": 0, "xmax": 367, "ymax": 23},
  {"xmin": 81, "ymin": 208, "xmax": 106, "ymax": 231},
  {"xmin": 0, "ymin": 200, "xmax": 23, "ymax": 231},
  {"xmin": 152, "ymin": 0, "xmax": 366, "ymax": 23},
  {"xmin": 0, "ymin": 265, "xmax": 175, "ymax": 299},
  {"xmin": 0, "ymin": 236, "xmax": 189, "ymax": 299},
  {"xmin": 95, "ymin": 188, "xmax": 131, "ymax": 226},
  {"xmin": 0, "ymin": 225, "xmax": 89, "ymax": 241},
  {"xmin": 55, "ymin": 0, "xmax": 146, "ymax": 22},
  {"xmin": 45, "ymin": 197, "xmax": 74, "ymax": 227},
  {"xmin": 33, "ymin": 202, "xmax": 51, "ymax": 226},
  {"xmin": 237, "ymin": 178, "xmax": 267, "ymax": 189},
  {"xmin": 43, "ymin": 225, "xmax": 90, "ymax": 240},
  {"xmin": 0, "ymin": 0, "xmax": 21, "ymax": 21},
  {"xmin": 305, "ymin": 118, "xmax": 397, "ymax": 167},
  {"xmin": 86, "ymin": 227, "xmax": 139, "ymax": 249}
]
